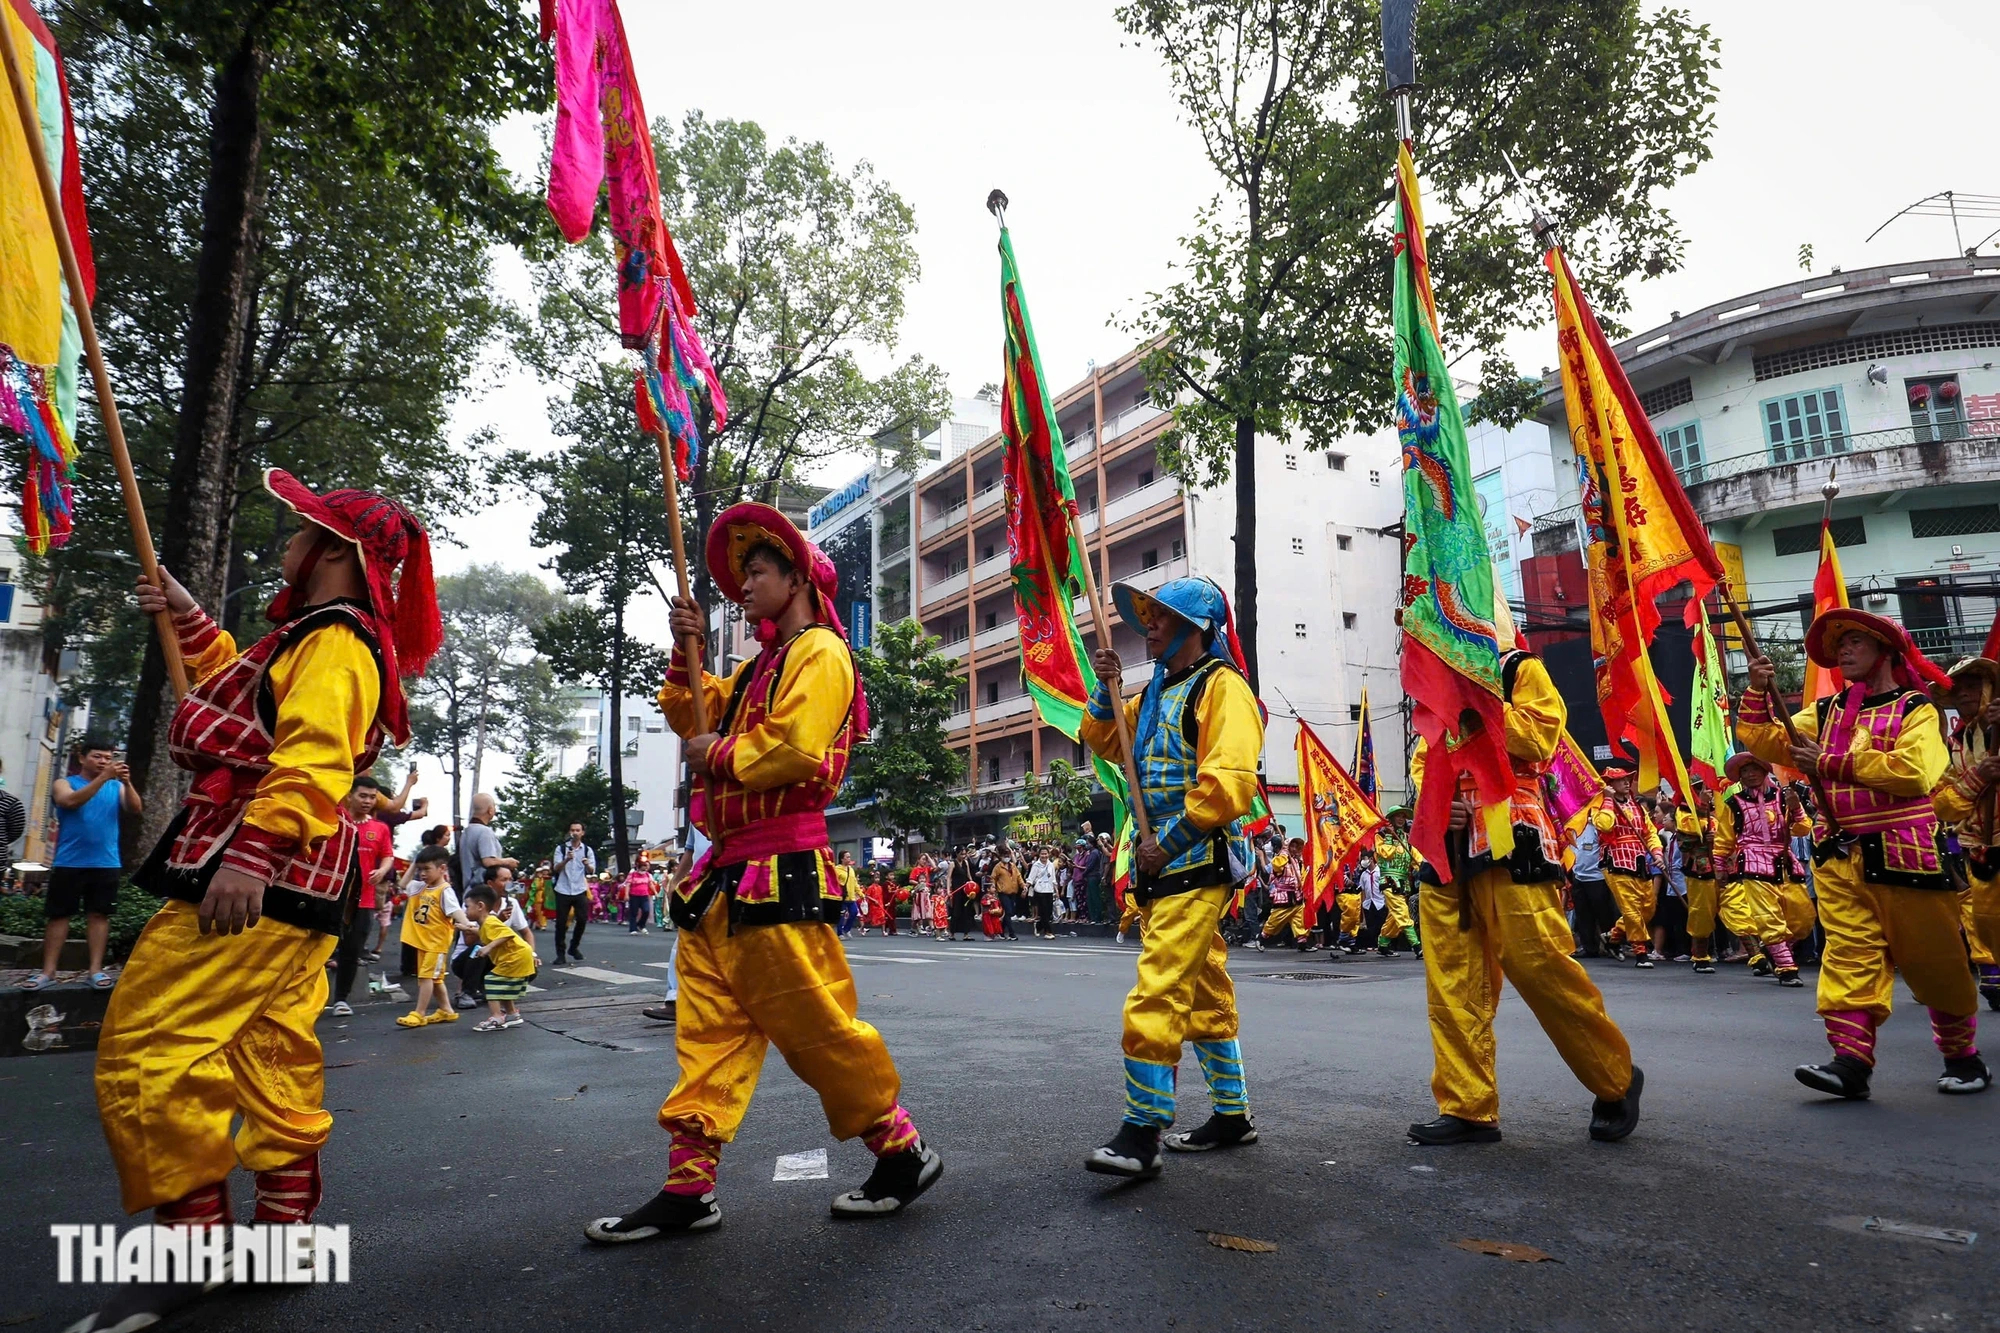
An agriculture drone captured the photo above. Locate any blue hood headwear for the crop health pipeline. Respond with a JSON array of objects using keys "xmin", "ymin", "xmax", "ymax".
[{"xmin": 1113, "ymin": 577, "xmax": 1234, "ymax": 750}]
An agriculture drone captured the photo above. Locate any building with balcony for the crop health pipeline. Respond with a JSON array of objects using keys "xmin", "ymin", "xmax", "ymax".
[
  {"xmin": 812, "ymin": 339, "xmax": 1408, "ymax": 853},
  {"xmin": 1532, "ymin": 255, "xmax": 2000, "ymax": 751}
]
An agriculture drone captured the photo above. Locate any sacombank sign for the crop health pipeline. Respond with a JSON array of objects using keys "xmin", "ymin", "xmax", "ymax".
[{"xmin": 809, "ymin": 472, "xmax": 871, "ymax": 530}]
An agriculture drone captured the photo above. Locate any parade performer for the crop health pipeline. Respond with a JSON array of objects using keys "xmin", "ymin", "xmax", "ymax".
[
  {"xmin": 1739, "ymin": 607, "xmax": 1991, "ymax": 1097},
  {"xmin": 1595, "ymin": 761, "xmax": 1663, "ymax": 967},
  {"xmin": 1676, "ymin": 781, "xmax": 1724, "ymax": 973},
  {"xmin": 79, "ymin": 472, "xmax": 439, "ymax": 1331},
  {"xmin": 587, "ymin": 504, "xmax": 941, "ymax": 1244},
  {"xmin": 1928, "ymin": 656, "xmax": 2000, "ymax": 1011},
  {"xmin": 1407, "ymin": 649, "xmax": 1642, "ymax": 1146},
  {"xmin": 1258, "ymin": 838, "xmax": 1309, "ymax": 950},
  {"xmin": 1079, "ymin": 577, "xmax": 1263, "ymax": 1178},
  {"xmin": 1711, "ymin": 755, "xmax": 1810, "ymax": 986},
  {"xmin": 1376, "ymin": 806, "xmax": 1423, "ymax": 956}
]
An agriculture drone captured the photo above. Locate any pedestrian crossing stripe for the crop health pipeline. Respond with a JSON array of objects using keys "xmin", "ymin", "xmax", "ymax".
[{"xmin": 556, "ymin": 965, "xmax": 657, "ymax": 986}]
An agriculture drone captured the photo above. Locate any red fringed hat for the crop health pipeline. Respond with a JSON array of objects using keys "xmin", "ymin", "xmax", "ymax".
[
  {"xmin": 1804, "ymin": 606, "xmax": 1951, "ymax": 692},
  {"xmin": 263, "ymin": 469, "xmax": 442, "ymax": 743}
]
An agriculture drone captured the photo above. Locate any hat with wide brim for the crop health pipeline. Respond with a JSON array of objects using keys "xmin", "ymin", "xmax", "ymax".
[
  {"xmin": 1599, "ymin": 758, "xmax": 1638, "ymax": 779},
  {"xmin": 1804, "ymin": 607, "xmax": 1908, "ymax": 669},
  {"xmin": 706, "ymin": 501, "xmax": 836, "ymax": 607},
  {"xmin": 1723, "ymin": 751, "xmax": 1770, "ymax": 784},
  {"xmin": 1111, "ymin": 576, "xmax": 1224, "ymax": 640},
  {"xmin": 1940, "ymin": 656, "xmax": 2000, "ymax": 691},
  {"xmin": 1385, "ymin": 804, "xmax": 1412, "ymax": 819}
]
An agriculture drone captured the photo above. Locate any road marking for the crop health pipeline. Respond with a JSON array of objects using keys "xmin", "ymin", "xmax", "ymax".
[
  {"xmin": 642, "ymin": 961, "xmax": 675, "ymax": 969},
  {"xmin": 774, "ymin": 1148, "xmax": 828, "ymax": 1181},
  {"xmin": 846, "ymin": 955, "xmax": 937, "ymax": 966},
  {"xmin": 559, "ymin": 965, "xmax": 657, "ymax": 986}
]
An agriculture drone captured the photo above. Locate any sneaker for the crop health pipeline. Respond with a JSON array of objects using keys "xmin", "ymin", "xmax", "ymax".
[
  {"xmin": 1634, "ymin": 955, "xmax": 1654, "ymax": 969},
  {"xmin": 829, "ymin": 1142, "xmax": 944, "ymax": 1218},
  {"xmin": 1085, "ymin": 1122, "xmax": 1163, "ymax": 1179},
  {"xmin": 501, "ymin": 1015, "xmax": 525, "ymax": 1028},
  {"xmin": 1795, "ymin": 1054, "xmax": 1872, "ymax": 1100},
  {"xmin": 1692, "ymin": 960, "xmax": 1716, "ymax": 974},
  {"xmin": 1939, "ymin": 1054, "xmax": 1993, "ymax": 1095},
  {"xmin": 1673, "ymin": 954, "xmax": 1690, "ymax": 963},
  {"xmin": 1407, "ymin": 1114, "xmax": 1502, "ymax": 1146},
  {"xmin": 1588, "ymin": 1067, "xmax": 1644, "ymax": 1142},
  {"xmin": 1377, "ymin": 946, "xmax": 1395, "ymax": 957},
  {"xmin": 427, "ymin": 1008, "xmax": 460, "ymax": 1024},
  {"xmin": 455, "ymin": 993, "xmax": 480, "ymax": 1010},
  {"xmin": 1115, "ymin": 933, "xmax": 1126, "ymax": 945},
  {"xmin": 1164, "ymin": 1113, "xmax": 1258, "ymax": 1152},
  {"xmin": 396, "ymin": 1011, "xmax": 429, "ymax": 1028},
  {"xmin": 1777, "ymin": 969, "xmax": 1804, "ymax": 988},
  {"xmin": 332, "ymin": 1001, "xmax": 353, "ymax": 1017},
  {"xmin": 584, "ymin": 1189, "xmax": 721, "ymax": 1243}
]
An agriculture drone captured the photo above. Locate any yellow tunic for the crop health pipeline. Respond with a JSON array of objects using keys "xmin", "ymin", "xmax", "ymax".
[
  {"xmin": 1734, "ymin": 689, "xmax": 1948, "ymax": 806},
  {"xmin": 658, "ymin": 630, "xmax": 853, "ymax": 793},
  {"xmin": 1077, "ymin": 665, "xmax": 1263, "ymax": 857},
  {"xmin": 477, "ymin": 914, "xmax": 538, "ymax": 979},
  {"xmin": 184, "ymin": 619, "xmax": 382, "ymax": 856}
]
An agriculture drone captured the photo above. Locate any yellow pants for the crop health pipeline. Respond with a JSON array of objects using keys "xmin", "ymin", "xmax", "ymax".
[
  {"xmin": 1775, "ymin": 879, "xmax": 1818, "ymax": 942},
  {"xmin": 1686, "ymin": 877, "xmax": 1789, "ymax": 959},
  {"xmin": 95, "ymin": 900, "xmax": 337, "ymax": 1214},
  {"xmin": 1338, "ymin": 892, "xmax": 1361, "ymax": 938},
  {"xmin": 1605, "ymin": 870, "xmax": 1656, "ymax": 948},
  {"xmin": 1383, "ymin": 889, "xmax": 1414, "ymax": 939},
  {"xmin": 1814, "ymin": 849, "xmax": 1976, "ymax": 1025},
  {"xmin": 1963, "ymin": 871, "xmax": 1999, "ymax": 967},
  {"xmin": 1124, "ymin": 886, "xmax": 1238, "ymax": 1066},
  {"xmin": 1422, "ymin": 867, "xmax": 1632, "ymax": 1125},
  {"xmin": 1260, "ymin": 902, "xmax": 1307, "ymax": 943},
  {"xmin": 660, "ymin": 903, "xmax": 899, "ymax": 1143}
]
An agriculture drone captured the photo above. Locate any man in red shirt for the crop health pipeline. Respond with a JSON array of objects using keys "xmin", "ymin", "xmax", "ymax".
[{"xmin": 331, "ymin": 776, "xmax": 397, "ymax": 1017}]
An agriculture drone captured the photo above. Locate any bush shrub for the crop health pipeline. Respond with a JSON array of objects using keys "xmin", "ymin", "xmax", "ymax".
[{"xmin": 0, "ymin": 880, "xmax": 164, "ymax": 961}]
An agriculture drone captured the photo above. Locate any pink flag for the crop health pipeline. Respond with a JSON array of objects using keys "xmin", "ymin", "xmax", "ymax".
[{"xmin": 1545, "ymin": 730, "xmax": 1606, "ymax": 836}]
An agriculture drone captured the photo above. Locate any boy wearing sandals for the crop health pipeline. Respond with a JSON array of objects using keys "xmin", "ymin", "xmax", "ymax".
[{"xmin": 464, "ymin": 885, "xmax": 535, "ymax": 1030}]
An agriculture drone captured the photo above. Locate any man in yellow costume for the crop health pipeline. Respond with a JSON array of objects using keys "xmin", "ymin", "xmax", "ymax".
[
  {"xmin": 1928, "ymin": 654, "xmax": 2000, "ymax": 1012},
  {"xmin": 1710, "ymin": 752, "xmax": 1811, "ymax": 987},
  {"xmin": 1079, "ymin": 577, "xmax": 1263, "ymax": 1178},
  {"xmin": 80, "ymin": 473, "xmax": 440, "ymax": 1332},
  {"xmin": 1595, "ymin": 760, "xmax": 1663, "ymax": 967},
  {"xmin": 1740, "ymin": 607, "xmax": 1990, "ymax": 1098},
  {"xmin": 587, "ymin": 503, "xmax": 940, "ymax": 1244},
  {"xmin": 1407, "ymin": 649, "xmax": 1642, "ymax": 1146}
]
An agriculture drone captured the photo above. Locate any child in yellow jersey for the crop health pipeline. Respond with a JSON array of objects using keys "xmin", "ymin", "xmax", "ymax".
[
  {"xmin": 397, "ymin": 845, "xmax": 469, "ymax": 1027},
  {"xmin": 465, "ymin": 885, "xmax": 537, "ymax": 1031}
]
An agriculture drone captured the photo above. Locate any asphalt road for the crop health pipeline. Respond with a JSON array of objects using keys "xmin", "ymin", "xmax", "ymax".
[{"xmin": 2, "ymin": 921, "xmax": 1996, "ymax": 1333}]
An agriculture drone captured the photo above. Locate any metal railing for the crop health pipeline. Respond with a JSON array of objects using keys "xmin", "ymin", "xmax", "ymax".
[{"xmin": 1679, "ymin": 421, "xmax": 2000, "ymax": 488}]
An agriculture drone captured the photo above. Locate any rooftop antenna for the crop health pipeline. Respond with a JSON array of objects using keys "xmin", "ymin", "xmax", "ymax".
[{"xmin": 1864, "ymin": 190, "xmax": 2000, "ymax": 257}]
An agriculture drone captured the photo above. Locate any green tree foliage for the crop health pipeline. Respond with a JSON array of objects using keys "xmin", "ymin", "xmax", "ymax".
[
  {"xmin": 407, "ymin": 567, "xmax": 577, "ymax": 828},
  {"xmin": 493, "ymin": 758, "xmax": 636, "ymax": 878},
  {"xmin": 520, "ymin": 113, "xmax": 950, "ymax": 630},
  {"xmin": 845, "ymin": 619, "xmax": 964, "ymax": 854},
  {"xmin": 24, "ymin": 3, "xmax": 545, "ymax": 845},
  {"xmin": 1116, "ymin": 0, "xmax": 1719, "ymax": 684},
  {"xmin": 503, "ymin": 383, "xmax": 673, "ymax": 864},
  {"xmin": 1015, "ymin": 760, "xmax": 1095, "ymax": 843}
]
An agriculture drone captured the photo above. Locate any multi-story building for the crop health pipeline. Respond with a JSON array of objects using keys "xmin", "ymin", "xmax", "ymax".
[
  {"xmin": 897, "ymin": 340, "xmax": 1405, "ymax": 848},
  {"xmin": 1531, "ymin": 254, "xmax": 2000, "ymax": 747},
  {"xmin": 0, "ymin": 534, "xmax": 87, "ymax": 863},
  {"xmin": 554, "ymin": 685, "xmax": 683, "ymax": 851}
]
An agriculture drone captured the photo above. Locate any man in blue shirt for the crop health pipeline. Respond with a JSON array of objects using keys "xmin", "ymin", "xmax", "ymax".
[{"xmin": 25, "ymin": 735, "xmax": 142, "ymax": 990}]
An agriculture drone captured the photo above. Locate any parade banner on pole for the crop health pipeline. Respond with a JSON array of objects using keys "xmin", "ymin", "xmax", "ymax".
[
  {"xmin": 1548, "ymin": 244, "xmax": 1722, "ymax": 800},
  {"xmin": 1353, "ymin": 687, "xmax": 1378, "ymax": 801},
  {"xmin": 1803, "ymin": 519, "xmax": 1849, "ymax": 705},
  {"xmin": 1545, "ymin": 729, "xmax": 1607, "ymax": 837},
  {"xmin": 995, "ymin": 223, "xmax": 1134, "ymax": 888},
  {"xmin": 0, "ymin": 0, "xmax": 91, "ymax": 551},
  {"xmin": 1296, "ymin": 718, "xmax": 1384, "ymax": 932},
  {"xmin": 1393, "ymin": 141, "xmax": 1518, "ymax": 877},
  {"xmin": 1689, "ymin": 600, "xmax": 1733, "ymax": 790}
]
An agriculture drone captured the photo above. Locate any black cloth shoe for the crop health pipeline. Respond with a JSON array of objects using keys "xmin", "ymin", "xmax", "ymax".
[
  {"xmin": 829, "ymin": 1142, "xmax": 943, "ymax": 1218},
  {"xmin": 1795, "ymin": 1054, "xmax": 1872, "ymax": 1100},
  {"xmin": 1588, "ymin": 1066, "xmax": 1644, "ymax": 1142},
  {"xmin": 584, "ymin": 1189, "xmax": 720, "ymax": 1243},
  {"xmin": 61, "ymin": 1254, "xmax": 236, "ymax": 1333},
  {"xmin": 1777, "ymin": 969, "xmax": 1804, "ymax": 988},
  {"xmin": 1406, "ymin": 1114, "xmax": 1501, "ymax": 1146},
  {"xmin": 1164, "ymin": 1113, "xmax": 1258, "ymax": 1152},
  {"xmin": 1085, "ymin": 1122, "xmax": 1163, "ymax": 1179},
  {"xmin": 1980, "ymin": 985, "xmax": 2000, "ymax": 1013},
  {"xmin": 1692, "ymin": 960, "xmax": 1716, "ymax": 974},
  {"xmin": 1750, "ymin": 953, "xmax": 1773, "ymax": 977},
  {"xmin": 641, "ymin": 1002, "xmax": 677, "ymax": 1023},
  {"xmin": 1939, "ymin": 1054, "xmax": 1994, "ymax": 1095}
]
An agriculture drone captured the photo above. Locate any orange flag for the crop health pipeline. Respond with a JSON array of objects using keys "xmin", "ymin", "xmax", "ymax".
[
  {"xmin": 1803, "ymin": 520, "xmax": 1850, "ymax": 704},
  {"xmin": 1549, "ymin": 246, "xmax": 1723, "ymax": 801},
  {"xmin": 1296, "ymin": 719, "xmax": 1385, "ymax": 930}
]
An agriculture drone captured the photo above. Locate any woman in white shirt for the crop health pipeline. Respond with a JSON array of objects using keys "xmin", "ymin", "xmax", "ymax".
[{"xmin": 1028, "ymin": 848, "xmax": 1061, "ymax": 939}]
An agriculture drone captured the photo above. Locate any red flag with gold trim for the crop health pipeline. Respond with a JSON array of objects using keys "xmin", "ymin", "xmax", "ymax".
[{"xmin": 1296, "ymin": 719, "xmax": 1384, "ymax": 931}]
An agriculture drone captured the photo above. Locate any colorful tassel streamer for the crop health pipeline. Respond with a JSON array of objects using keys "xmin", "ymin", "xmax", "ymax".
[{"xmin": 1, "ymin": 343, "xmax": 76, "ymax": 553}]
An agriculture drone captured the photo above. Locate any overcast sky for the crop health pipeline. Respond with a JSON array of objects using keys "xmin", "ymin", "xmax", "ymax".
[{"xmin": 418, "ymin": 0, "xmax": 1998, "ymax": 816}]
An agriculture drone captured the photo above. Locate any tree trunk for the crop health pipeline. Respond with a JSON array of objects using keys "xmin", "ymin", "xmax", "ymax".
[
  {"xmin": 469, "ymin": 675, "xmax": 490, "ymax": 799},
  {"xmin": 447, "ymin": 691, "xmax": 465, "ymax": 833},
  {"xmin": 1232, "ymin": 413, "xmax": 1260, "ymax": 691},
  {"xmin": 123, "ymin": 26, "xmax": 268, "ymax": 862},
  {"xmin": 608, "ymin": 601, "xmax": 631, "ymax": 876}
]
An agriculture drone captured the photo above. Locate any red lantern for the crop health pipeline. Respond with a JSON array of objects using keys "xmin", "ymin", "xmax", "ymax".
[
  {"xmin": 1909, "ymin": 382, "xmax": 1932, "ymax": 405},
  {"xmin": 1939, "ymin": 379, "xmax": 1961, "ymax": 402}
]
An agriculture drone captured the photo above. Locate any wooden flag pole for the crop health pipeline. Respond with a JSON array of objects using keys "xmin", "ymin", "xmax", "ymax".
[
  {"xmin": 1717, "ymin": 580, "xmax": 1841, "ymax": 837},
  {"xmin": 0, "ymin": 16, "xmax": 185, "ymax": 697},
  {"xmin": 650, "ymin": 425, "xmax": 708, "ymax": 736}
]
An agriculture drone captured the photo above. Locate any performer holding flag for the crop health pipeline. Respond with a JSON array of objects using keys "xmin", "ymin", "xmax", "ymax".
[
  {"xmin": 1385, "ymin": 12, "xmax": 1639, "ymax": 1143},
  {"xmin": 1928, "ymin": 614, "xmax": 2000, "ymax": 1012}
]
